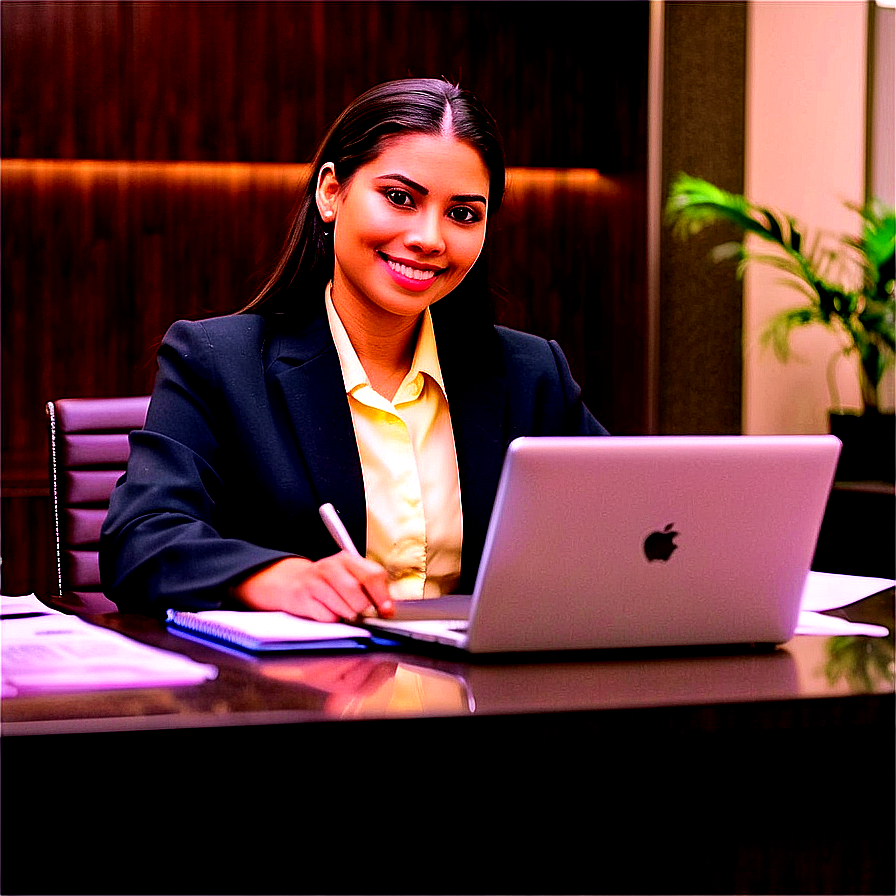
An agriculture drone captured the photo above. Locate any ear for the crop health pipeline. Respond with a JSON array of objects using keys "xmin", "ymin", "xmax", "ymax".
[{"xmin": 315, "ymin": 163, "xmax": 340, "ymax": 224}]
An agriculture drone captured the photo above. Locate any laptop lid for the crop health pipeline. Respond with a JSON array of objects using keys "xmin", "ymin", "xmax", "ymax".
[{"xmin": 367, "ymin": 435, "xmax": 841, "ymax": 653}]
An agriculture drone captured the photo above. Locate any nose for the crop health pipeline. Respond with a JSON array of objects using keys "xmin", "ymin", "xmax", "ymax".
[{"xmin": 405, "ymin": 208, "xmax": 445, "ymax": 255}]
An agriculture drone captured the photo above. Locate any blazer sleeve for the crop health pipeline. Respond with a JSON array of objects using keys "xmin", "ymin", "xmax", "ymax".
[{"xmin": 99, "ymin": 320, "xmax": 297, "ymax": 615}]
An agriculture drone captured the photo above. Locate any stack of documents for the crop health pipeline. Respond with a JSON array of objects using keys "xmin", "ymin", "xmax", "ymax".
[{"xmin": 1, "ymin": 594, "xmax": 217, "ymax": 697}]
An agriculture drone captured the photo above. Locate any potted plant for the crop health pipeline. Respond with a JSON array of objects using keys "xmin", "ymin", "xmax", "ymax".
[{"xmin": 665, "ymin": 174, "xmax": 894, "ymax": 481}]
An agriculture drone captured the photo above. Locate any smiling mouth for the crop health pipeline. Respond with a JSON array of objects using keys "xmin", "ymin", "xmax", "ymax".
[{"xmin": 380, "ymin": 253, "xmax": 445, "ymax": 282}]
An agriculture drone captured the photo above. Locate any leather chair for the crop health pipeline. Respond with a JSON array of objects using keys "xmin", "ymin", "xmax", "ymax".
[{"xmin": 46, "ymin": 396, "xmax": 150, "ymax": 613}]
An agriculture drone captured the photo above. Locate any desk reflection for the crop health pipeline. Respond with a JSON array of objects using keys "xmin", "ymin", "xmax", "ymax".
[
  {"xmin": 247, "ymin": 587, "xmax": 894, "ymax": 718},
  {"xmin": 253, "ymin": 645, "xmax": 804, "ymax": 719},
  {"xmin": 820, "ymin": 587, "xmax": 895, "ymax": 691},
  {"xmin": 824, "ymin": 634, "xmax": 894, "ymax": 690},
  {"xmin": 261, "ymin": 656, "xmax": 473, "ymax": 716},
  {"xmin": 4, "ymin": 590, "xmax": 890, "ymax": 734}
]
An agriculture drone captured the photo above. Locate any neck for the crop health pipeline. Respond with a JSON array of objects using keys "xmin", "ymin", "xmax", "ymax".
[{"xmin": 330, "ymin": 284, "xmax": 423, "ymax": 401}]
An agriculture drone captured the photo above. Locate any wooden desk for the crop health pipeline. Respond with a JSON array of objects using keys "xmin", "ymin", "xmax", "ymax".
[{"xmin": 2, "ymin": 591, "xmax": 894, "ymax": 895}]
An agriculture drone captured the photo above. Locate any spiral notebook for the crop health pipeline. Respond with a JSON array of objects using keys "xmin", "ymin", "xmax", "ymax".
[{"xmin": 166, "ymin": 609, "xmax": 376, "ymax": 654}]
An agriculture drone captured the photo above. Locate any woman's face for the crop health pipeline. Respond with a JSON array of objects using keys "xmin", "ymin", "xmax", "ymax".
[{"xmin": 316, "ymin": 132, "xmax": 490, "ymax": 326}]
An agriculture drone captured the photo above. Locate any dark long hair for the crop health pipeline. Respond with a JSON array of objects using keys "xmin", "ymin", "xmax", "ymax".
[{"xmin": 241, "ymin": 78, "xmax": 506, "ymax": 331}]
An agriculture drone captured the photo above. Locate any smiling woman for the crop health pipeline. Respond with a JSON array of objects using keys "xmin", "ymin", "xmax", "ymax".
[
  {"xmin": 316, "ymin": 133, "xmax": 491, "ymax": 346},
  {"xmin": 99, "ymin": 78, "xmax": 609, "ymax": 622}
]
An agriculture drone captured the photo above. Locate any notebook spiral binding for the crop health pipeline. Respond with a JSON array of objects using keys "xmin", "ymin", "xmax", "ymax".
[{"xmin": 166, "ymin": 610, "xmax": 254, "ymax": 648}]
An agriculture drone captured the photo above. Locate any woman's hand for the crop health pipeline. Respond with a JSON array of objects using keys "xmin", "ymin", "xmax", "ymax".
[{"xmin": 232, "ymin": 554, "xmax": 394, "ymax": 621}]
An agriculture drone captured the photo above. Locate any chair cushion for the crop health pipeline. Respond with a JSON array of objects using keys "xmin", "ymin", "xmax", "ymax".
[
  {"xmin": 64, "ymin": 470, "xmax": 125, "ymax": 505},
  {"xmin": 54, "ymin": 396, "xmax": 151, "ymax": 433},
  {"xmin": 62, "ymin": 433, "xmax": 132, "ymax": 467},
  {"xmin": 62, "ymin": 549, "xmax": 101, "ymax": 591},
  {"xmin": 65, "ymin": 507, "xmax": 108, "ymax": 546}
]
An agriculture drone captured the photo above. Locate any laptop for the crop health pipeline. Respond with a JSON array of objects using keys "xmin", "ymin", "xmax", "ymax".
[{"xmin": 363, "ymin": 435, "xmax": 842, "ymax": 653}]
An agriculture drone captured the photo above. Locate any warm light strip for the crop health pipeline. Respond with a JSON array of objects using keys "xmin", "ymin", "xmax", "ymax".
[
  {"xmin": 506, "ymin": 167, "xmax": 600, "ymax": 185},
  {"xmin": 1, "ymin": 158, "xmax": 309, "ymax": 182},
  {"xmin": 2, "ymin": 158, "xmax": 599, "ymax": 184}
]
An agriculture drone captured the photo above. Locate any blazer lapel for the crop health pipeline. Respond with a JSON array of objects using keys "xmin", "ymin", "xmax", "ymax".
[
  {"xmin": 266, "ymin": 310, "xmax": 510, "ymax": 584},
  {"xmin": 268, "ymin": 312, "xmax": 368, "ymax": 554}
]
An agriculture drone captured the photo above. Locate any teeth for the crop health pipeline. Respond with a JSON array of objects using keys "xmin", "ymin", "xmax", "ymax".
[{"xmin": 387, "ymin": 259, "xmax": 436, "ymax": 281}]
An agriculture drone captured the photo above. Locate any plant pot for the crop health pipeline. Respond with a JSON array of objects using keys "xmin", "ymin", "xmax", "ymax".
[{"xmin": 828, "ymin": 410, "xmax": 895, "ymax": 482}]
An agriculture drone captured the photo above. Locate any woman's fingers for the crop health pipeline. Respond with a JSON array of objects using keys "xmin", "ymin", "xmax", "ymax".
[
  {"xmin": 305, "ymin": 557, "xmax": 377, "ymax": 619},
  {"xmin": 311, "ymin": 553, "xmax": 394, "ymax": 620},
  {"xmin": 338, "ymin": 554, "xmax": 394, "ymax": 618},
  {"xmin": 232, "ymin": 554, "xmax": 393, "ymax": 620}
]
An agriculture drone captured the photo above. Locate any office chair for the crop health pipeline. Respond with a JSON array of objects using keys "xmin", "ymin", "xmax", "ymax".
[{"xmin": 46, "ymin": 396, "xmax": 150, "ymax": 613}]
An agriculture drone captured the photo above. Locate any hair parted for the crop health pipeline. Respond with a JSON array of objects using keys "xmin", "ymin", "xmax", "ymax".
[{"xmin": 241, "ymin": 78, "xmax": 506, "ymax": 320}]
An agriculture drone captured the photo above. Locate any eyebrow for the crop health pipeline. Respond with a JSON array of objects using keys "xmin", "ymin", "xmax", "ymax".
[{"xmin": 375, "ymin": 173, "xmax": 488, "ymax": 205}]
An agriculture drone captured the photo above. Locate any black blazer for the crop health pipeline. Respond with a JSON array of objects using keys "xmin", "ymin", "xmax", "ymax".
[{"xmin": 100, "ymin": 308, "xmax": 608, "ymax": 614}]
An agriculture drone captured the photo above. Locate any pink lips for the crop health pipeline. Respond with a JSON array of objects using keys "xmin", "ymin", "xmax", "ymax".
[{"xmin": 380, "ymin": 254, "xmax": 445, "ymax": 292}]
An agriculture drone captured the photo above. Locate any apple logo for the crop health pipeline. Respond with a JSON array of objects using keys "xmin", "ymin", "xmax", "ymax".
[{"xmin": 643, "ymin": 523, "xmax": 679, "ymax": 562}]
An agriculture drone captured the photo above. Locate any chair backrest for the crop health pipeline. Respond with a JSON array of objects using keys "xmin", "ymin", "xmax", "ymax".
[{"xmin": 46, "ymin": 396, "xmax": 150, "ymax": 613}]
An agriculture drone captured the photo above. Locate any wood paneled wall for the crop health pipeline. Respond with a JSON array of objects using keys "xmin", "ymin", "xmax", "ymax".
[
  {"xmin": 1, "ymin": 1, "xmax": 649, "ymax": 595},
  {"xmin": 2, "ymin": 0, "xmax": 648, "ymax": 170}
]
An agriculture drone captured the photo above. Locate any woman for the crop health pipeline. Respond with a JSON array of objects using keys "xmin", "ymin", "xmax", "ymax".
[{"xmin": 100, "ymin": 78, "xmax": 608, "ymax": 621}]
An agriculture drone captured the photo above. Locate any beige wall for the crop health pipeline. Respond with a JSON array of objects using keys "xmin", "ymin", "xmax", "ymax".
[{"xmin": 744, "ymin": 0, "xmax": 871, "ymax": 434}]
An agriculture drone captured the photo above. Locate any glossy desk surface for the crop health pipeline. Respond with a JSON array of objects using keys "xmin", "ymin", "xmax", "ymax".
[
  {"xmin": 3, "ymin": 588, "xmax": 893, "ymax": 736},
  {"xmin": 2, "ymin": 590, "xmax": 893, "ymax": 896}
]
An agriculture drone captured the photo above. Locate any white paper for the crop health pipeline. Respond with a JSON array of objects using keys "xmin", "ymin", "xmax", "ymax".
[
  {"xmin": 1, "ymin": 613, "xmax": 217, "ymax": 696},
  {"xmin": 800, "ymin": 572, "xmax": 895, "ymax": 612},
  {"xmin": 0, "ymin": 592, "xmax": 64, "ymax": 616},
  {"xmin": 796, "ymin": 609, "xmax": 889, "ymax": 638},
  {"xmin": 181, "ymin": 610, "xmax": 369, "ymax": 641}
]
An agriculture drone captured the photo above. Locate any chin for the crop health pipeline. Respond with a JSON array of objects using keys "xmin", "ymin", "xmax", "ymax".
[{"xmin": 377, "ymin": 277, "xmax": 453, "ymax": 315}]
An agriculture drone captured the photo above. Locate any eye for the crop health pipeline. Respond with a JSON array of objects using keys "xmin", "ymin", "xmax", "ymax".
[
  {"xmin": 448, "ymin": 205, "xmax": 483, "ymax": 225},
  {"xmin": 384, "ymin": 188, "xmax": 414, "ymax": 209}
]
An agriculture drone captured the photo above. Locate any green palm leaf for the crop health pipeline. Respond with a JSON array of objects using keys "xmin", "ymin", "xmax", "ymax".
[{"xmin": 666, "ymin": 173, "xmax": 895, "ymax": 411}]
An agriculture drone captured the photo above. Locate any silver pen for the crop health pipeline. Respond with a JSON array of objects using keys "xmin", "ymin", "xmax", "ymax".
[
  {"xmin": 318, "ymin": 503, "xmax": 362, "ymax": 557},
  {"xmin": 319, "ymin": 502, "xmax": 395, "ymax": 618}
]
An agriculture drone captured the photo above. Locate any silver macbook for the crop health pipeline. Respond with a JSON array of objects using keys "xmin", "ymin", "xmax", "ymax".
[{"xmin": 364, "ymin": 435, "xmax": 841, "ymax": 653}]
